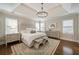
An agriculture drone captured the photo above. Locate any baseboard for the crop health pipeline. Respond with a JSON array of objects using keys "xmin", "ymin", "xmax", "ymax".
[{"xmin": 60, "ymin": 37, "xmax": 79, "ymax": 43}]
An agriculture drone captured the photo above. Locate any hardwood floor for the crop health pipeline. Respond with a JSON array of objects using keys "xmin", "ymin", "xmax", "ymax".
[
  {"xmin": 55, "ymin": 40, "xmax": 79, "ymax": 55},
  {"xmin": 0, "ymin": 39, "xmax": 79, "ymax": 55},
  {"xmin": 0, "ymin": 41, "xmax": 20, "ymax": 55}
]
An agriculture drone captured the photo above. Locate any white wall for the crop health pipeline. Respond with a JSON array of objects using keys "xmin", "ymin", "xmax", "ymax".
[
  {"xmin": 45, "ymin": 13, "xmax": 79, "ymax": 42},
  {"xmin": 4, "ymin": 12, "xmax": 36, "ymax": 32},
  {"xmin": 0, "ymin": 12, "xmax": 35, "ymax": 45},
  {"xmin": 77, "ymin": 14, "xmax": 79, "ymax": 42},
  {"xmin": 0, "ymin": 12, "xmax": 5, "ymax": 45},
  {"xmin": 18, "ymin": 17, "xmax": 35, "ymax": 31}
]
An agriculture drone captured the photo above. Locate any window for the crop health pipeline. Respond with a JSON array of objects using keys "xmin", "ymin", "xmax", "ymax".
[
  {"xmin": 63, "ymin": 20, "xmax": 73, "ymax": 34},
  {"xmin": 36, "ymin": 22, "xmax": 40, "ymax": 32},
  {"xmin": 5, "ymin": 18, "xmax": 18, "ymax": 34},
  {"xmin": 36, "ymin": 21, "xmax": 45, "ymax": 32},
  {"xmin": 40, "ymin": 22, "xmax": 45, "ymax": 31}
]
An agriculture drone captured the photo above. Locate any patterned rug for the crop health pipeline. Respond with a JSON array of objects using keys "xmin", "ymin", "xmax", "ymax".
[{"xmin": 11, "ymin": 38, "xmax": 60, "ymax": 55}]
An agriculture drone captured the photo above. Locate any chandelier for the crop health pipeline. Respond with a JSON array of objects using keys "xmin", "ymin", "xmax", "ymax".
[{"xmin": 36, "ymin": 3, "xmax": 48, "ymax": 18}]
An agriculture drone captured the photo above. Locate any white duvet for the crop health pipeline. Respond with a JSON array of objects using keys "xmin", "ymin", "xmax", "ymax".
[{"xmin": 21, "ymin": 32, "xmax": 46, "ymax": 47}]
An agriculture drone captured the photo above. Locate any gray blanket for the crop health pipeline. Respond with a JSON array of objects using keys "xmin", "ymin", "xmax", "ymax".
[{"xmin": 33, "ymin": 36, "xmax": 48, "ymax": 49}]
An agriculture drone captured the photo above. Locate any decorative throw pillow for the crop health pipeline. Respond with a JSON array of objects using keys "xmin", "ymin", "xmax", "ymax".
[{"xmin": 30, "ymin": 30, "xmax": 36, "ymax": 33}]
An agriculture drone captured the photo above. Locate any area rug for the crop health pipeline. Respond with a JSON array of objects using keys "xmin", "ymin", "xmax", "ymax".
[{"xmin": 11, "ymin": 38, "xmax": 60, "ymax": 55}]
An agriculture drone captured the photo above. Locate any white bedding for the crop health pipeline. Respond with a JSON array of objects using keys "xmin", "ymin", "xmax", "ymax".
[{"xmin": 21, "ymin": 32, "xmax": 47, "ymax": 47}]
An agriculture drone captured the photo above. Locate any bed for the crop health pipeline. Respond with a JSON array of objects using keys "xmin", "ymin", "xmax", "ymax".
[{"xmin": 20, "ymin": 28, "xmax": 48, "ymax": 48}]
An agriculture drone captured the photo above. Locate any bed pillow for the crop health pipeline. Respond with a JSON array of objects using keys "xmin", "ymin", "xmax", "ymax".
[
  {"xmin": 25, "ymin": 28, "xmax": 33, "ymax": 33},
  {"xmin": 20, "ymin": 30, "xmax": 28, "ymax": 33},
  {"xmin": 25, "ymin": 28, "xmax": 36, "ymax": 33},
  {"xmin": 20, "ymin": 28, "xmax": 32, "ymax": 33},
  {"xmin": 30, "ymin": 30, "xmax": 36, "ymax": 33}
]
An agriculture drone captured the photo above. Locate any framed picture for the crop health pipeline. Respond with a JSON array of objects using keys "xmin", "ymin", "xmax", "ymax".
[
  {"xmin": 49, "ymin": 23, "xmax": 56, "ymax": 31},
  {"xmin": 50, "ymin": 23, "xmax": 56, "ymax": 28}
]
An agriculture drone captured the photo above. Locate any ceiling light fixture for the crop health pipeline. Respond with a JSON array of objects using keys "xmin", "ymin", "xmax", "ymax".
[{"xmin": 36, "ymin": 3, "xmax": 48, "ymax": 18}]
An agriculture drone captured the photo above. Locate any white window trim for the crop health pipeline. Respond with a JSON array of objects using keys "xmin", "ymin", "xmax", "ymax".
[
  {"xmin": 62, "ymin": 20, "xmax": 74, "ymax": 34},
  {"xmin": 5, "ymin": 17, "xmax": 18, "ymax": 34}
]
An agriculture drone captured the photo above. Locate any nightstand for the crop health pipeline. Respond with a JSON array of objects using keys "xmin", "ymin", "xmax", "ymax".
[
  {"xmin": 5, "ymin": 33, "xmax": 21, "ymax": 46},
  {"xmin": 46, "ymin": 30, "xmax": 60, "ymax": 39}
]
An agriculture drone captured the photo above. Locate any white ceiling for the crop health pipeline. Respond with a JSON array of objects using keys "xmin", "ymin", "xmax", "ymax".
[
  {"xmin": 25, "ymin": 3, "xmax": 59, "ymax": 12},
  {"xmin": 0, "ymin": 3, "xmax": 19, "ymax": 12},
  {"xmin": 62, "ymin": 3, "xmax": 79, "ymax": 13},
  {"xmin": 0, "ymin": 3, "xmax": 61, "ymax": 20},
  {"xmin": 0, "ymin": 3, "xmax": 79, "ymax": 20},
  {"xmin": 13, "ymin": 4, "xmax": 37, "ymax": 20}
]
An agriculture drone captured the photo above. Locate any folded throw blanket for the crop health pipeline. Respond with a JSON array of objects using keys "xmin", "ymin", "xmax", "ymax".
[{"xmin": 34, "ymin": 36, "xmax": 48, "ymax": 49}]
